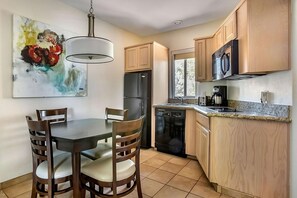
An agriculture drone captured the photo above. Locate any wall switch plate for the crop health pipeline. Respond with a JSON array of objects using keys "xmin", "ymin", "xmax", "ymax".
[{"xmin": 261, "ymin": 91, "xmax": 269, "ymax": 104}]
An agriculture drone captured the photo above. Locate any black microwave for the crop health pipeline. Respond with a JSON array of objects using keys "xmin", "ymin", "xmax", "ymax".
[{"xmin": 212, "ymin": 40, "xmax": 239, "ymax": 81}]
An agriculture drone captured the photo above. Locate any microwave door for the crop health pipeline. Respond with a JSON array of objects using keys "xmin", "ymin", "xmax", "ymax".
[
  {"xmin": 221, "ymin": 48, "xmax": 232, "ymax": 78},
  {"xmin": 221, "ymin": 53, "xmax": 231, "ymax": 74},
  {"xmin": 213, "ymin": 57, "xmax": 223, "ymax": 80}
]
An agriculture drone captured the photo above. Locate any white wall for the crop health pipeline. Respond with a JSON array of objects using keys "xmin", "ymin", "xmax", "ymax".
[
  {"xmin": 143, "ymin": 19, "xmax": 223, "ymax": 52},
  {"xmin": 227, "ymin": 71, "xmax": 292, "ymax": 105},
  {"xmin": 0, "ymin": 0, "xmax": 142, "ymax": 182}
]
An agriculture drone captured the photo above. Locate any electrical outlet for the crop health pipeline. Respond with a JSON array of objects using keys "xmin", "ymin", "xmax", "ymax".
[{"xmin": 261, "ymin": 91, "xmax": 269, "ymax": 104}]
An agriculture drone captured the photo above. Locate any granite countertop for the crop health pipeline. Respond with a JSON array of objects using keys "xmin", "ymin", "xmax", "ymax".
[{"xmin": 153, "ymin": 103, "xmax": 291, "ymax": 123}]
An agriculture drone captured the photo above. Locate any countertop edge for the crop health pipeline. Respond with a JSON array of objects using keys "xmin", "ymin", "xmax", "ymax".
[{"xmin": 153, "ymin": 104, "xmax": 292, "ymax": 123}]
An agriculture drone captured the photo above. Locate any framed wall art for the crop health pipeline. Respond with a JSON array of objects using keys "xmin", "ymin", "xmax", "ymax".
[{"xmin": 12, "ymin": 14, "xmax": 87, "ymax": 97}]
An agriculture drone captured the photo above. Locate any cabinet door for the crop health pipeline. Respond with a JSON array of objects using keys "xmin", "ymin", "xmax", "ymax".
[
  {"xmin": 214, "ymin": 27, "xmax": 224, "ymax": 51},
  {"xmin": 195, "ymin": 121, "xmax": 201, "ymax": 161},
  {"xmin": 195, "ymin": 38, "xmax": 213, "ymax": 82},
  {"xmin": 237, "ymin": 0, "xmax": 289, "ymax": 74},
  {"xmin": 185, "ymin": 110, "xmax": 196, "ymax": 156},
  {"xmin": 224, "ymin": 12, "xmax": 237, "ymax": 44},
  {"xmin": 195, "ymin": 40, "xmax": 206, "ymax": 81},
  {"xmin": 125, "ymin": 47, "xmax": 138, "ymax": 71},
  {"xmin": 138, "ymin": 44, "xmax": 151, "ymax": 70},
  {"xmin": 199, "ymin": 123, "xmax": 209, "ymax": 177},
  {"xmin": 210, "ymin": 117, "xmax": 289, "ymax": 197}
]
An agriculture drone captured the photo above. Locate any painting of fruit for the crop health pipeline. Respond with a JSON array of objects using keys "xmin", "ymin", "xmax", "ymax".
[{"xmin": 12, "ymin": 15, "xmax": 87, "ymax": 97}]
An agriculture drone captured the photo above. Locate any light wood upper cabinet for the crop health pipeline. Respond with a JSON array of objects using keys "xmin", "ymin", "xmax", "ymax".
[
  {"xmin": 237, "ymin": 0, "xmax": 289, "ymax": 74},
  {"xmin": 194, "ymin": 37, "xmax": 213, "ymax": 82},
  {"xmin": 213, "ymin": 13, "xmax": 237, "ymax": 52},
  {"xmin": 210, "ymin": 117, "xmax": 289, "ymax": 198},
  {"xmin": 185, "ymin": 110, "xmax": 196, "ymax": 156},
  {"xmin": 223, "ymin": 12, "xmax": 237, "ymax": 44},
  {"xmin": 213, "ymin": 27, "xmax": 224, "ymax": 52},
  {"xmin": 138, "ymin": 44, "xmax": 151, "ymax": 70},
  {"xmin": 125, "ymin": 47, "xmax": 138, "ymax": 71},
  {"xmin": 125, "ymin": 44, "xmax": 151, "ymax": 72}
]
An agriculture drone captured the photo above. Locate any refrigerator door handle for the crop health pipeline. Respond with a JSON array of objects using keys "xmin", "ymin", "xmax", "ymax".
[
  {"xmin": 141, "ymin": 100, "xmax": 144, "ymax": 115},
  {"xmin": 137, "ymin": 74, "xmax": 141, "ymax": 97}
]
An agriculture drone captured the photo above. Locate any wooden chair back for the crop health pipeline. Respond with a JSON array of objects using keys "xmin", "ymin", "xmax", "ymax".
[
  {"xmin": 26, "ymin": 116, "xmax": 53, "ymax": 169},
  {"xmin": 26, "ymin": 116, "xmax": 72, "ymax": 197},
  {"xmin": 80, "ymin": 116, "xmax": 145, "ymax": 198},
  {"xmin": 36, "ymin": 108, "xmax": 67, "ymax": 124},
  {"xmin": 105, "ymin": 107, "xmax": 128, "ymax": 121},
  {"xmin": 111, "ymin": 115, "xmax": 144, "ymax": 193}
]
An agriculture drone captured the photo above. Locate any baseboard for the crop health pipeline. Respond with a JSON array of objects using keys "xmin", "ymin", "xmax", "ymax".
[
  {"xmin": 0, "ymin": 173, "xmax": 32, "ymax": 190},
  {"xmin": 216, "ymin": 185, "xmax": 257, "ymax": 198},
  {"xmin": 187, "ymin": 155, "xmax": 197, "ymax": 160}
]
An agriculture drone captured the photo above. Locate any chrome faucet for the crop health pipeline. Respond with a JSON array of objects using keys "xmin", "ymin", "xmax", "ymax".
[{"xmin": 175, "ymin": 97, "xmax": 184, "ymax": 104}]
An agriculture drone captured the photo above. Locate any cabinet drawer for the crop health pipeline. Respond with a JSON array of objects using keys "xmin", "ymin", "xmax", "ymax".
[{"xmin": 196, "ymin": 112, "xmax": 209, "ymax": 130}]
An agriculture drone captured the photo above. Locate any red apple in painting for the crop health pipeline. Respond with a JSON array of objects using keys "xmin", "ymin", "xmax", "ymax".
[
  {"xmin": 47, "ymin": 53, "xmax": 59, "ymax": 66},
  {"xmin": 28, "ymin": 45, "xmax": 42, "ymax": 64},
  {"xmin": 49, "ymin": 44, "xmax": 62, "ymax": 55}
]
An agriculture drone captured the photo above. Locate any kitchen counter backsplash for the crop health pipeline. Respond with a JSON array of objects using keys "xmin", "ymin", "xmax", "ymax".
[
  {"xmin": 168, "ymin": 99, "xmax": 290, "ymax": 118},
  {"xmin": 228, "ymin": 100, "xmax": 290, "ymax": 118},
  {"xmin": 169, "ymin": 98, "xmax": 198, "ymax": 104}
]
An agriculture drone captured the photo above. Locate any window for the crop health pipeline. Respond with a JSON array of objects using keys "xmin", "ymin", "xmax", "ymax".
[{"xmin": 171, "ymin": 49, "xmax": 196, "ymax": 98}]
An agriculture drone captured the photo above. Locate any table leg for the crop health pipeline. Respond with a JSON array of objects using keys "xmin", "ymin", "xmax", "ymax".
[{"xmin": 72, "ymin": 152, "xmax": 81, "ymax": 198}]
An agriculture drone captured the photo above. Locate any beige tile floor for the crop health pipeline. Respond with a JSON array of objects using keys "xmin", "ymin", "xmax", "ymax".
[{"xmin": 0, "ymin": 149, "xmax": 232, "ymax": 198}]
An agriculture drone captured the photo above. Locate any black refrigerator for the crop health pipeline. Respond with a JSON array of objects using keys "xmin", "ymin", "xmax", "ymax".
[{"xmin": 124, "ymin": 71, "xmax": 151, "ymax": 148}]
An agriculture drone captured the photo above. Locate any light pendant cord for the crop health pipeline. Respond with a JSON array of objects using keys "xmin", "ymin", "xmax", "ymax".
[{"xmin": 88, "ymin": 0, "xmax": 95, "ymax": 37}]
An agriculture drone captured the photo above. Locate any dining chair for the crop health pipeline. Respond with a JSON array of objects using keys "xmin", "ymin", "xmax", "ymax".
[
  {"xmin": 36, "ymin": 108, "xmax": 67, "ymax": 157},
  {"xmin": 36, "ymin": 107, "xmax": 67, "ymax": 124},
  {"xmin": 81, "ymin": 116, "xmax": 144, "ymax": 198},
  {"xmin": 26, "ymin": 116, "xmax": 92, "ymax": 198},
  {"xmin": 81, "ymin": 107, "xmax": 128, "ymax": 160}
]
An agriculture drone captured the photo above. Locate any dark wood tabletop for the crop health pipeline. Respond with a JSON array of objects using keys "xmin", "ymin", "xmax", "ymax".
[{"xmin": 50, "ymin": 118, "xmax": 113, "ymax": 198}]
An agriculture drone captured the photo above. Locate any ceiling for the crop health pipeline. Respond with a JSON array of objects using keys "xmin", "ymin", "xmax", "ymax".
[{"xmin": 59, "ymin": 0, "xmax": 240, "ymax": 36}]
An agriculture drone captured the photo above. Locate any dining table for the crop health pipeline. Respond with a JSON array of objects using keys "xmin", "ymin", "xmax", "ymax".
[{"xmin": 50, "ymin": 118, "xmax": 113, "ymax": 198}]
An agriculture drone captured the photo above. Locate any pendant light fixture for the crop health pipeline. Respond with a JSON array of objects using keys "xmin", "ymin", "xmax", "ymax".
[{"xmin": 65, "ymin": 0, "xmax": 114, "ymax": 64}]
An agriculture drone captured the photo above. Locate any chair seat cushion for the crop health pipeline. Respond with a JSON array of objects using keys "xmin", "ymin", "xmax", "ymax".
[
  {"xmin": 82, "ymin": 157, "xmax": 136, "ymax": 182},
  {"xmin": 36, "ymin": 153, "xmax": 92, "ymax": 179},
  {"xmin": 52, "ymin": 142, "xmax": 67, "ymax": 157},
  {"xmin": 81, "ymin": 142, "xmax": 113, "ymax": 159}
]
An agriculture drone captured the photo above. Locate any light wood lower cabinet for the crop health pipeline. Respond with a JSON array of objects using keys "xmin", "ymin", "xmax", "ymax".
[
  {"xmin": 209, "ymin": 117, "xmax": 289, "ymax": 198},
  {"xmin": 185, "ymin": 110, "xmax": 196, "ymax": 156},
  {"xmin": 195, "ymin": 112, "xmax": 210, "ymax": 178},
  {"xmin": 196, "ymin": 122, "xmax": 209, "ymax": 177}
]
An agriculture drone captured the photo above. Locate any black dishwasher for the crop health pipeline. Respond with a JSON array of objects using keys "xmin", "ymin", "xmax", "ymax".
[{"xmin": 155, "ymin": 108, "xmax": 186, "ymax": 157}]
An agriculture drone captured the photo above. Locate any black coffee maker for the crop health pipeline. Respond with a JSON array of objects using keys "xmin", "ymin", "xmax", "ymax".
[{"xmin": 211, "ymin": 86, "xmax": 227, "ymax": 106}]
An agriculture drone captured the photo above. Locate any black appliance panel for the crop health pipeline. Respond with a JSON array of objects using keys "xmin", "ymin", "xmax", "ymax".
[
  {"xmin": 212, "ymin": 40, "xmax": 238, "ymax": 81},
  {"xmin": 124, "ymin": 98, "xmax": 143, "ymax": 120},
  {"xmin": 124, "ymin": 72, "xmax": 149, "ymax": 98},
  {"xmin": 155, "ymin": 108, "xmax": 186, "ymax": 157},
  {"xmin": 124, "ymin": 71, "xmax": 151, "ymax": 148}
]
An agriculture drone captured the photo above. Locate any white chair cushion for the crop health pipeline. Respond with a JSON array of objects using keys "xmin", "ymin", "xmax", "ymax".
[
  {"xmin": 52, "ymin": 142, "xmax": 67, "ymax": 157},
  {"xmin": 82, "ymin": 135, "xmax": 121, "ymax": 159},
  {"xmin": 82, "ymin": 157, "xmax": 136, "ymax": 182},
  {"xmin": 36, "ymin": 153, "xmax": 92, "ymax": 179},
  {"xmin": 82, "ymin": 142, "xmax": 113, "ymax": 159}
]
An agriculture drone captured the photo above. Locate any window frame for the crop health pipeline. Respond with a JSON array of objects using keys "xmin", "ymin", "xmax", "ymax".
[{"xmin": 170, "ymin": 48, "xmax": 196, "ymax": 99}]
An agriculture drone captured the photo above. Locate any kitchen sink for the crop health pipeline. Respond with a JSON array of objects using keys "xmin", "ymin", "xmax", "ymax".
[{"xmin": 208, "ymin": 107, "xmax": 240, "ymax": 112}]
